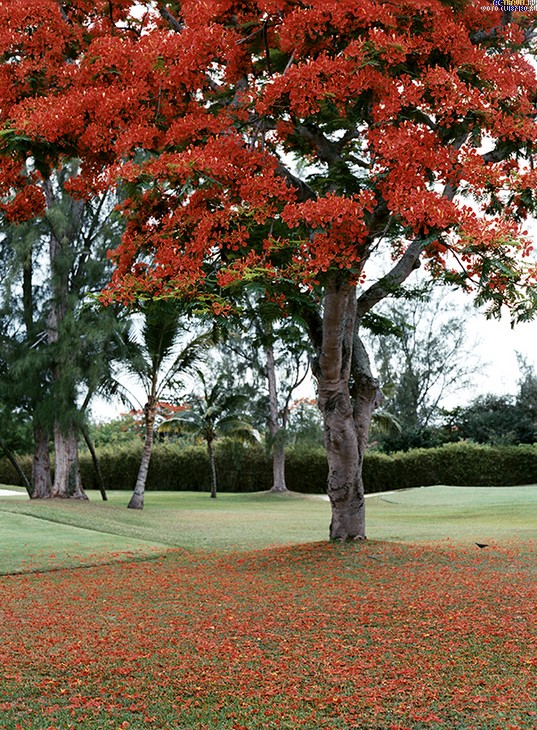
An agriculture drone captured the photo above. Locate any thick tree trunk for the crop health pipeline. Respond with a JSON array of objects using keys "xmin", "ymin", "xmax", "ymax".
[
  {"xmin": 266, "ymin": 341, "xmax": 288, "ymax": 493},
  {"xmin": 43, "ymin": 178, "xmax": 87, "ymax": 501},
  {"xmin": 51, "ymin": 423, "xmax": 87, "ymax": 499},
  {"xmin": 208, "ymin": 439, "xmax": 218, "ymax": 498},
  {"xmin": 271, "ymin": 441, "xmax": 287, "ymax": 493},
  {"xmin": 315, "ymin": 276, "xmax": 366, "ymax": 540},
  {"xmin": 31, "ymin": 425, "xmax": 53, "ymax": 499},
  {"xmin": 128, "ymin": 402, "xmax": 156, "ymax": 509}
]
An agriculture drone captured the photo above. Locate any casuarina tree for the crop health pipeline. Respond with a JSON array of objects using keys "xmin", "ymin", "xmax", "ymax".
[
  {"xmin": 1, "ymin": 2, "xmax": 537, "ymax": 536},
  {"xmin": 0, "ymin": 164, "xmax": 123, "ymax": 498}
]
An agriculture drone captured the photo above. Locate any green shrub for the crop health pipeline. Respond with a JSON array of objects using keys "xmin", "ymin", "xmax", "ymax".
[
  {"xmin": 2, "ymin": 440, "xmax": 536, "ymax": 494},
  {"xmin": 368, "ymin": 442, "xmax": 537, "ymax": 490},
  {"xmin": 0, "ymin": 454, "xmax": 32, "ymax": 488}
]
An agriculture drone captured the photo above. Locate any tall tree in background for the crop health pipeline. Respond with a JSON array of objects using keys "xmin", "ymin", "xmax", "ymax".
[
  {"xmin": 0, "ymin": 164, "xmax": 123, "ymax": 498},
  {"xmin": 1, "ymin": 2, "xmax": 537, "ymax": 536},
  {"xmin": 447, "ymin": 357, "xmax": 537, "ymax": 445},
  {"xmin": 221, "ymin": 297, "xmax": 310, "ymax": 493},
  {"xmin": 162, "ymin": 368, "xmax": 260, "ymax": 498},
  {"xmin": 370, "ymin": 286, "xmax": 479, "ymax": 450}
]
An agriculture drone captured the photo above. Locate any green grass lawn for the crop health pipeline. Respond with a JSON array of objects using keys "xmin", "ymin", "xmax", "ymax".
[
  {"xmin": 1, "ymin": 484, "xmax": 536, "ymax": 573},
  {"xmin": 1, "ymin": 485, "xmax": 537, "ymax": 729}
]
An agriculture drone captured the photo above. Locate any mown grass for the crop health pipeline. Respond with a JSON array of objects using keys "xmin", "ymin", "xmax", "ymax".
[
  {"xmin": 1, "ymin": 484, "xmax": 536, "ymax": 572},
  {"xmin": 1, "ymin": 485, "xmax": 537, "ymax": 729}
]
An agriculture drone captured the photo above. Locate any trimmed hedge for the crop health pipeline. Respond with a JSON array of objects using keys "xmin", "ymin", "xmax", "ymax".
[{"xmin": 1, "ymin": 441, "xmax": 537, "ymax": 493}]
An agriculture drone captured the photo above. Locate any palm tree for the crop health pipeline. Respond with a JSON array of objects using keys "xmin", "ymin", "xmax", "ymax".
[
  {"xmin": 160, "ymin": 369, "xmax": 259, "ymax": 498},
  {"xmin": 116, "ymin": 302, "xmax": 211, "ymax": 509}
]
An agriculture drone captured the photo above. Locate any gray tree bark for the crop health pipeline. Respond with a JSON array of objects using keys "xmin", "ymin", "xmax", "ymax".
[
  {"xmin": 43, "ymin": 178, "xmax": 87, "ymax": 500},
  {"xmin": 266, "ymin": 341, "xmax": 288, "ymax": 493},
  {"xmin": 128, "ymin": 400, "xmax": 157, "ymax": 509},
  {"xmin": 51, "ymin": 423, "xmax": 87, "ymax": 499},
  {"xmin": 314, "ymin": 276, "xmax": 367, "ymax": 540},
  {"xmin": 31, "ymin": 426, "xmax": 53, "ymax": 499}
]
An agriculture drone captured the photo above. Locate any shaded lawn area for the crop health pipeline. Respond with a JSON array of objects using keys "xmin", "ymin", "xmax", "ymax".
[
  {"xmin": 1, "ymin": 541, "xmax": 537, "ymax": 729},
  {"xmin": 1, "ymin": 486, "xmax": 537, "ymax": 728}
]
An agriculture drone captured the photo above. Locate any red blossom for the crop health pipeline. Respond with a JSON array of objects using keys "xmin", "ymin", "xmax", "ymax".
[{"xmin": 1, "ymin": 541, "xmax": 537, "ymax": 727}]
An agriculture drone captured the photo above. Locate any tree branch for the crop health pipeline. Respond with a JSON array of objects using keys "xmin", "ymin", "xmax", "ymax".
[
  {"xmin": 157, "ymin": 4, "xmax": 183, "ymax": 32},
  {"xmin": 294, "ymin": 124, "xmax": 344, "ymax": 167},
  {"xmin": 356, "ymin": 238, "xmax": 423, "ymax": 318},
  {"xmin": 274, "ymin": 162, "xmax": 317, "ymax": 202},
  {"xmin": 57, "ymin": 3, "xmax": 71, "ymax": 24}
]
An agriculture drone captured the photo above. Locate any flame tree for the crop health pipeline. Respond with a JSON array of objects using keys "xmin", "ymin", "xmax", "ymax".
[{"xmin": 1, "ymin": 1, "xmax": 536, "ymax": 535}]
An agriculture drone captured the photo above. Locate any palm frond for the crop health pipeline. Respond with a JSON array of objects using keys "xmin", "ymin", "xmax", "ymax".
[{"xmin": 141, "ymin": 301, "xmax": 183, "ymax": 367}]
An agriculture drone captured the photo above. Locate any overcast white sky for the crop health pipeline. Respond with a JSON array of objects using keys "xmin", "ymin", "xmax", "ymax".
[{"xmin": 465, "ymin": 311, "xmax": 537, "ymax": 398}]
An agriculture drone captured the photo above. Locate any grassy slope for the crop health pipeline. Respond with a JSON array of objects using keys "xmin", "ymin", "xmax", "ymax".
[
  {"xmin": 1, "ymin": 484, "xmax": 536, "ymax": 573},
  {"xmin": 2, "ymin": 486, "xmax": 537, "ymax": 729}
]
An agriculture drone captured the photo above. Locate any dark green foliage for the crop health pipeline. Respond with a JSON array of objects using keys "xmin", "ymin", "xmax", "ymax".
[
  {"xmin": 445, "ymin": 361, "xmax": 537, "ymax": 446},
  {"xmin": 447, "ymin": 394, "xmax": 536, "ymax": 445},
  {"xmin": 87, "ymin": 414, "xmax": 140, "ymax": 449},
  {"xmin": 364, "ymin": 443, "xmax": 537, "ymax": 491},
  {"xmin": 79, "ymin": 441, "xmax": 274, "ymax": 493},
  {"xmin": 3, "ymin": 441, "xmax": 535, "ymax": 494},
  {"xmin": 0, "ymin": 453, "xmax": 32, "ymax": 486},
  {"xmin": 368, "ymin": 285, "xmax": 478, "ymax": 452}
]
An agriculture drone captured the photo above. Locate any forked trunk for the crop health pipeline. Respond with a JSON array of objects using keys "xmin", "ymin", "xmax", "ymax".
[
  {"xmin": 51, "ymin": 422, "xmax": 87, "ymax": 499},
  {"xmin": 266, "ymin": 340, "xmax": 288, "ymax": 493},
  {"xmin": 208, "ymin": 439, "xmax": 218, "ymax": 498},
  {"xmin": 315, "ymin": 276, "xmax": 367, "ymax": 540},
  {"xmin": 351, "ymin": 334, "xmax": 383, "ymax": 493},
  {"xmin": 128, "ymin": 401, "xmax": 156, "ymax": 510},
  {"xmin": 31, "ymin": 425, "xmax": 52, "ymax": 498}
]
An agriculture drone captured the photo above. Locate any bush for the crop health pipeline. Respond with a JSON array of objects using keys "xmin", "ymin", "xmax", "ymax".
[
  {"xmin": 1, "ymin": 441, "xmax": 536, "ymax": 494},
  {"xmin": 365, "ymin": 442, "xmax": 537, "ymax": 490},
  {"xmin": 0, "ymin": 453, "xmax": 32, "ymax": 488}
]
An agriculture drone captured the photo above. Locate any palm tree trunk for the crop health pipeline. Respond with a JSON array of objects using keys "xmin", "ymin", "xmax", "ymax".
[
  {"xmin": 207, "ymin": 439, "xmax": 218, "ymax": 498},
  {"xmin": 128, "ymin": 401, "xmax": 156, "ymax": 509}
]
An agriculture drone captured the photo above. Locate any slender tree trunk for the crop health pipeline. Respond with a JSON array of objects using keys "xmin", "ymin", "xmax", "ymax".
[
  {"xmin": 128, "ymin": 401, "xmax": 156, "ymax": 509},
  {"xmin": 266, "ymin": 341, "xmax": 288, "ymax": 493},
  {"xmin": 0, "ymin": 436, "xmax": 32, "ymax": 495},
  {"xmin": 31, "ymin": 425, "xmax": 53, "ymax": 499},
  {"xmin": 207, "ymin": 439, "xmax": 218, "ymax": 498},
  {"xmin": 51, "ymin": 423, "xmax": 87, "ymax": 499},
  {"xmin": 314, "ymin": 276, "xmax": 366, "ymax": 540},
  {"xmin": 81, "ymin": 423, "xmax": 107, "ymax": 501}
]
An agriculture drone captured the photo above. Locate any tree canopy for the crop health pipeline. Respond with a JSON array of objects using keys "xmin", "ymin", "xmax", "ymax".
[
  {"xmin": 1, "ymin": 2, "xmax": 536, "ymax": 307},
  {"xmin": 1, "ymin": 1, "xmax": 537, "ymax": 535}
]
